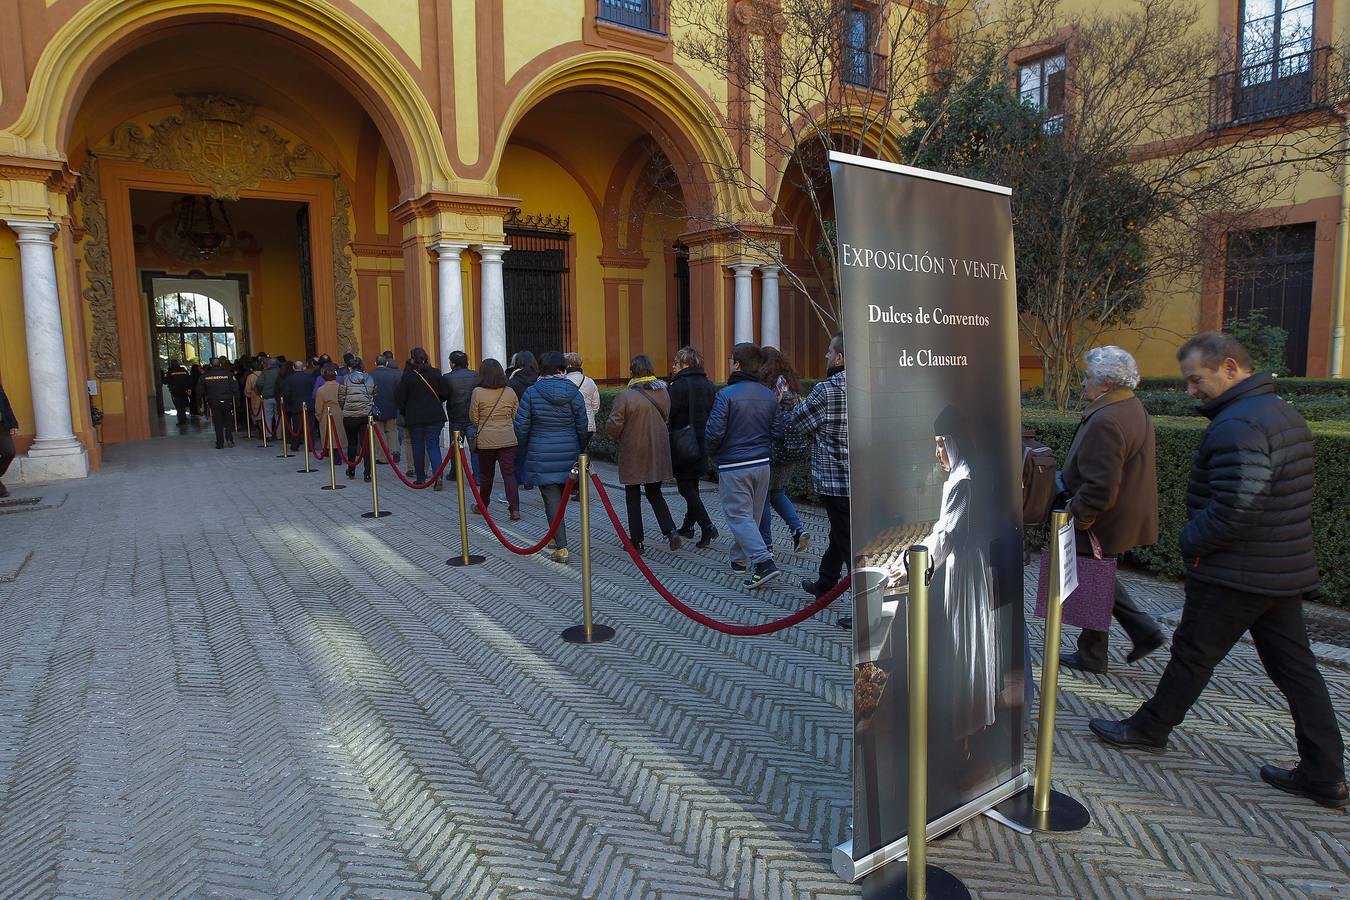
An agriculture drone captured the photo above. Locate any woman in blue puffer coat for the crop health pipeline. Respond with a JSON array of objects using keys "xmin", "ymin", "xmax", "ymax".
[{"xmin": 514, "ymin": 351, "xmax": 588, "ymax": 562}]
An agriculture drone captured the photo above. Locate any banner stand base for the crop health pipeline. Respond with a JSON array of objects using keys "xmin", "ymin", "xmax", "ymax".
[
  {"xmin": 861, "ymin": 863, "xmax": 971, "ymax": 900},
  {"xmin": 834, "ymin": 769, "xmax": 1030, "ymax": 882},
  {"xmin": 993, "ymin": 788, "xmax": 1090, "ymax": 833}
]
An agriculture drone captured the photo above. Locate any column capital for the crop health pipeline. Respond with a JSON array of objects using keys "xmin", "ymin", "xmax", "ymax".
[
  {"xmin": 726, "ymin": 261, "xmax": 758, "ymax": 275},
  {"xmin": 758, "ymin": 263, "xmax": 781, "ymax": 277},
  {"xmin": 429, "ymin": 240, "xmax": 470, "ymax": 260},
  {"xmin": 474, "ymin": 243, "xmax": 511, "ymax": 261},
  {"xmin": 5, "ymin": 219, "xmax": 59, "ymax": 242}
]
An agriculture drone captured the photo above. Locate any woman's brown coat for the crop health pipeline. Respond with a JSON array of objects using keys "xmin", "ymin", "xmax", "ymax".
[
  {"xmin": 1062, "ymin": 388, "xmax": 1159, "ymax": 557},
  {"xmin": 605, "ymin": 382, "xmax": 674, "ymax": 485},
  {"xmin": 469, "ymin": 386, "xmax": 520, "ymax": 449}
]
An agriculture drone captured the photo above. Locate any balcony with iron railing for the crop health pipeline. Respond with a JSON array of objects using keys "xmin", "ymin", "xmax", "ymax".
[
  {"xmin": 1210, "ymin": 46, "xmax": 1332, "ymax": 129},
  {"xmin": 597, "ymin": 0, "xmax": 668, "ymax": 36}
]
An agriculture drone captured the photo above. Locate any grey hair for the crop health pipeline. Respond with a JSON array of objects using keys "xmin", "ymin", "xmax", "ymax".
[
  {"xmin": 564, "ymin": 352, "xmax": 583, "ymax": 368},
  {"xmin": 1084, "ymin": 346, "xmax": 1140, "ymax": 390}
]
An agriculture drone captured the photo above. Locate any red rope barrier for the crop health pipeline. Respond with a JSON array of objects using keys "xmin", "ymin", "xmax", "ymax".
[
  {"xmin": 371, "ymin": 425, "xmax": 453, "ymax": 489},
  {"xmin": 588, "ymin": 473, "xmax": 849, "ymax": 635},
  {"xmin": 456, "ymin": 444, "xmax": 574, "ymax": 554},
  {"xmin": 326, "ymin": 418, "xmax": 368, "ymax": 467}
]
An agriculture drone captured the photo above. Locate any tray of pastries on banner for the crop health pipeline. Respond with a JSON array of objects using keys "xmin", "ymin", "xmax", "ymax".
[{"xmin": 855, "ymin": 520, "xmax": 937, "ymax": 595}]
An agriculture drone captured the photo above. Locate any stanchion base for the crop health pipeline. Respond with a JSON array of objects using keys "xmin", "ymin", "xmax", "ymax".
[
  {"xmin": 320, "ymin": 484, "xmax": 347, "ymax": 491},
  {"xmin": 296, "ymin": 468, "xmax": 316, "ymax": 474},
  {"xmin": 993, "ymin": 788, "xmax": 1091, "ymax": 833},
  {"xmin": 446, "ymin": 555, "xmax": 486, "ymax": 567},
  {"xmin": 861, "ymin": 863, "xmax": 971, "ymax": 899},
  {"xmin": 561, "ymin": 624, "xmax": 615, "ymax": 644},
  {"xmin": 276, "ymin": 453, "xmax": 292, "ymax": 459},
  {"xmin": 361, "ymin": 510, "xmax": 393, "ymax": 519}
]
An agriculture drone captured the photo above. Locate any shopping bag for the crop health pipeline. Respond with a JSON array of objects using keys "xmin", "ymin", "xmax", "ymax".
[{"xmin": 1034, "ymin": 531, "xmax": 1117, "ymax": 632}]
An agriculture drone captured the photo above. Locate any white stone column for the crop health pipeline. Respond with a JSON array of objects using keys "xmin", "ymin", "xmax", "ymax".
[
  {"xmin": 759, "ymin": 264, "xmax": 781, "ymax": 350},
  {"xmin": 728, "ymin": 262, "xmax": 757, "ymax": 345},
  {"xmin": 432, "ymin": 242, "xmax": 469, "ymax": 366},
  {"xmin": 5, "ymin": 220, "xmax": 89, "ymax": 481},
  {"xmin": 475, "ymin": 243, "xmax": 510, "ymax": 364}
]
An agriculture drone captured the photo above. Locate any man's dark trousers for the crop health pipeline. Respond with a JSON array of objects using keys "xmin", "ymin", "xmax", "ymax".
[
  {"xmin": 208, "ymin": 399, "xmax": 234, "ymax": 448},
  {"xmin": 818, "ymin": 494, "xmax": 850, "ymax": 584},
  {"xmin": 1134, "ymin": 579, "xmax": 1345, "ymax": 783},
  {"xmin": 1076, "ymin": 582, "xmax": 1162, "ymax": 668}
]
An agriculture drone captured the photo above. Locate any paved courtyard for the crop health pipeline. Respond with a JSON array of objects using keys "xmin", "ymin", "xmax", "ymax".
[{"xmin": 0, "ymin": 429, "xmax": 1347, "ymax": 899}]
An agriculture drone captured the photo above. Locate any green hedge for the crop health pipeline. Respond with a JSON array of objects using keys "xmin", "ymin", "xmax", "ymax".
[
  {"xmin": 1137, "ymin": 375, "xmax": 1350, "ymax": 396},
  {"xmin": 1024, "ymin": 412, "xmax": 1350, "ymax": 608},
  {"xmin": 1024, "ymin": 390, "xmax": 1350, "ymax": 421}
]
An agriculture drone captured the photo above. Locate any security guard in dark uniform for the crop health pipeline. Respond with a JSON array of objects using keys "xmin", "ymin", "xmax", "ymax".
[
  {"xmin": 199, "ymin": 357, "xmax": 240, "ymax": 449},
  {"xmin": 163, "ymin": 361, "xmax": 193, "ymax": 424}
]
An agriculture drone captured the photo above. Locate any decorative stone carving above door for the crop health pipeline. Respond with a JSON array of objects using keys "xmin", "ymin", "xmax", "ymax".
[{"xmin": 100, "ymin": 94, "xmax": 330, "ymax": 200}]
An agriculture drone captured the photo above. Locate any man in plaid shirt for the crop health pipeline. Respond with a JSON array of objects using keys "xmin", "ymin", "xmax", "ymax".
[{"xmin": 790, "ymin": 331, "xmax": 849, "ymax": 603}]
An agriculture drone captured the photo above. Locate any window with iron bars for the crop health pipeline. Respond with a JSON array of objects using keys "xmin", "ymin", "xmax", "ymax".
[{"xmin": 597, "ymin": 0, "xmax": 668, "ymax": 35}]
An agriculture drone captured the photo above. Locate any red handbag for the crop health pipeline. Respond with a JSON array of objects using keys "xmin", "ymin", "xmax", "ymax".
[{"xmin": 1034, "ymin": 531, "xmax": 1117, "ymax": 631}]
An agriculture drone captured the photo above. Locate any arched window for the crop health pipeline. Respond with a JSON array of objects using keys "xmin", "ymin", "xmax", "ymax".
[{"xmin": 152, "ymin": 291, "xmax": 239, "ymax": 367}]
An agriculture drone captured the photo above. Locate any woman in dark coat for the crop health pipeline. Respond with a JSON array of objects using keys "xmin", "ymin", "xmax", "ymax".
[
  {"xmin": 508, "ymin": 351, "xmax": 540, "ymax": 489},
  {"xmin": 514, "ymin": 351, "xmax": 587, "ymax": 562},
  {"xmin": 667, "ymin": 346, "xmax": 718, "ymax": 547},
  {"xmin": 394, "ymin": 346, "xmax": 449, "ymax": 489}
]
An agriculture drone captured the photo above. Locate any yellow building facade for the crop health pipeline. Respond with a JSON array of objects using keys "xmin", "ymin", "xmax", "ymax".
[{"xmin": 0, "ymin": 0, "xmax": 1345, "ymax": 482}]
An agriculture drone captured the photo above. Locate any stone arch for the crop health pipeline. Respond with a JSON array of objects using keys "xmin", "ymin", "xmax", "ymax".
[
  {"xmin": 490, "ymin": 52, "xmax": 745, "ymax": 223},
  {"xmin": 3, "ymin": 0, "xmax": 455, "ymax": 200}
]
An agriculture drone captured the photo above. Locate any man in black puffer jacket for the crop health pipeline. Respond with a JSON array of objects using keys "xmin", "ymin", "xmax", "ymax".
[{"xmin": 1090, "ymin": 332, "xmax": 1345, "ymax": 809}]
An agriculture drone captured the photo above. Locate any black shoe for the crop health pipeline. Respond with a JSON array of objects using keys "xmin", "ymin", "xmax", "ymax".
[
  {"xmin": 1088, "ymin": 717, "xmax": 1168, "ymax": 752},
  {"xmin": 633, "ymin": 542, "xmax": 646, "ymax": 556},
  {"xmin": 730, "ymin": 561, "xmax": 750, "ymax": 576},
  {"xmin": 1259, "ymin": 764, "xmax": 1349, "ymax": 809},
  {"xmin": 1127, "ymin": 633, "xmax": 1167, "ymax": 664},
  {"xmin": 346, "ymin": 467, "xmax": 355, "ymax": 480},
  {"xmin": 215, "ymin": 444, "xmax": 224, "ymax": 450},
  {"xmin": 677, "ymin": 524, "xmax": 696, "ymax": 539},
  {"xmin": 696, "ymin": 526, "xmax": 719, "ymax": 549},
  {"xmin": 0, "ymin": 481, "xmax": 8, "ymax": 498},
  {"xmin": 1060, "ymin": 651, "xmax": 1107, "ymax": 675},
  {"xmin": 393, "ymin": 452, "xmax": 401, "ymax": 463},
  {"xmin": 745, "ymin": 560, "xmax": 781, "ymax": 590},
  {"xmin": 837, "ymin": 616, "xmax": 852, "ymax": 630},
  {"xmin": 802, "ymin": 577, "xmax": 829, "ymax": 598},
  {"xmin": 666, "ymin": 532, "xmax": 683, "ymax": 551},
  {"xmin": 364, "ymin": 473, "xmax": 372, "ymax": 483}
]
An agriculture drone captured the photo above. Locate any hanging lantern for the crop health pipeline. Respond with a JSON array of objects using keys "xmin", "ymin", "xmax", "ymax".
[{"xmin": 175, "ymin": 195, "xmax": 235, "ymax": 258}]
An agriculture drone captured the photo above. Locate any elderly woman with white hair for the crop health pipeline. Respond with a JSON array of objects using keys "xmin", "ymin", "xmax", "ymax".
[{"xmin": 1059, "ymin": 345, "xmax": 1166, "ymax": 674}]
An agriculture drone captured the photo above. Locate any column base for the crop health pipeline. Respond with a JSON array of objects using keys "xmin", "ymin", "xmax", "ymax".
[{"xmin": 16, "ymin": 441, "xmax": 90, "ymax": 483}]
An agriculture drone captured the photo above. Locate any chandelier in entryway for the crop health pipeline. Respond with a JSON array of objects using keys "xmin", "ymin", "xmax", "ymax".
[{"xmin": 174, "ymin": 195, "xmax": 235, "ymax": 258}]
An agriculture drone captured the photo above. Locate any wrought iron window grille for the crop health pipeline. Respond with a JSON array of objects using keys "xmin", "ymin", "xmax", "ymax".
[
  {"xmin": 597, "ymin": 0, "xmax": 668, "ymax": 36},
  {"xmin": 1209, "ymin": 46, "xmax": 1332, "ymax": 129}
]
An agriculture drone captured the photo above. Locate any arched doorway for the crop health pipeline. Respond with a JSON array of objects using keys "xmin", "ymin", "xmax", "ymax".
[
  {"xmin": 63, "ymin": 22, "xmax": 418, "ymax": 442},
  {"xmin": 490, "ymin": 55, "xmax": 743, "ymax": 381}
]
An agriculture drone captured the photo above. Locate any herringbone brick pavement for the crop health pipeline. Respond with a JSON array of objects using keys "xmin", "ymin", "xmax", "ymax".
[{"xmin": 0, "ymin": 429, "xmax": 1345, "ymax": 899}]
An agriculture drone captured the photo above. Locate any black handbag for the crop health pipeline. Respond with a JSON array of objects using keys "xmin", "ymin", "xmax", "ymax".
[{"xmin": 669, "ymin": 424, "xmax": 701, "ymax": 467}]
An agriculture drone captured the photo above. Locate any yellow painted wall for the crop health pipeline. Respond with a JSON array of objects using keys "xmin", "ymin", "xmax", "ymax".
[
  {"xmin": 497, "ymin": 144, "xmax": 605, "ymax": 366},
  {"xmin": 503, "ymin": 0, "xmax": 584, "ymax": 83},
  {"xmin": 0, "ymin": 230, "xmax": 33, "ymax": 431}
]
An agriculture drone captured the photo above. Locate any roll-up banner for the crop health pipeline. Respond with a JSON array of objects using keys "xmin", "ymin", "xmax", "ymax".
[{"xmin": 828, "ymin": 152, "xmax": 1031, "ymax": 882}]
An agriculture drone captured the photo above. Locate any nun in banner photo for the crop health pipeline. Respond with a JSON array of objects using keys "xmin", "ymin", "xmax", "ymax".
[{"xmin": 891, "ymin": 405, "xmax": 1000, "ymax": 752}]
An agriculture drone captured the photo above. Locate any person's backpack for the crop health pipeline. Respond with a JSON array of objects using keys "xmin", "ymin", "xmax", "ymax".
[
  {"xmin": 771, "ymin": 403, "xmax": 811, "ymax": 466},
  {"xmin": 1021, "ymin": 426, "xmax": 1057, "ymax": 526}
]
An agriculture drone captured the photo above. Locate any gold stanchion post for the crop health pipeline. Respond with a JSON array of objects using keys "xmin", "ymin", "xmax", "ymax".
[
  {"xmin": 446, "ymin": 431, "xmax": 485, "ymax": 567},
  {"xmin": 276, "ymin": 402, "xmax": 290, "ymax": 458},
  {"xmin": 297, "ymin": 403, "xmax": 315, "ymax": 473},
  {"xmin": 321, "ymin": 414, "xmax": 345, "ymax": 491},
  {"xmin": 993, "ymin": 508, "xmax": 1091, "ymax": 832},
  {"xmin": 877, "ymin": 545, "xmax": 969, "ymax": 900},
  {"xmin": 361, "ymin": 415, "xmax": 391, "ymax": 518},
  {"xmin": 561, "ymin": 454, "xmax": 614, "ymax": 644}
]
